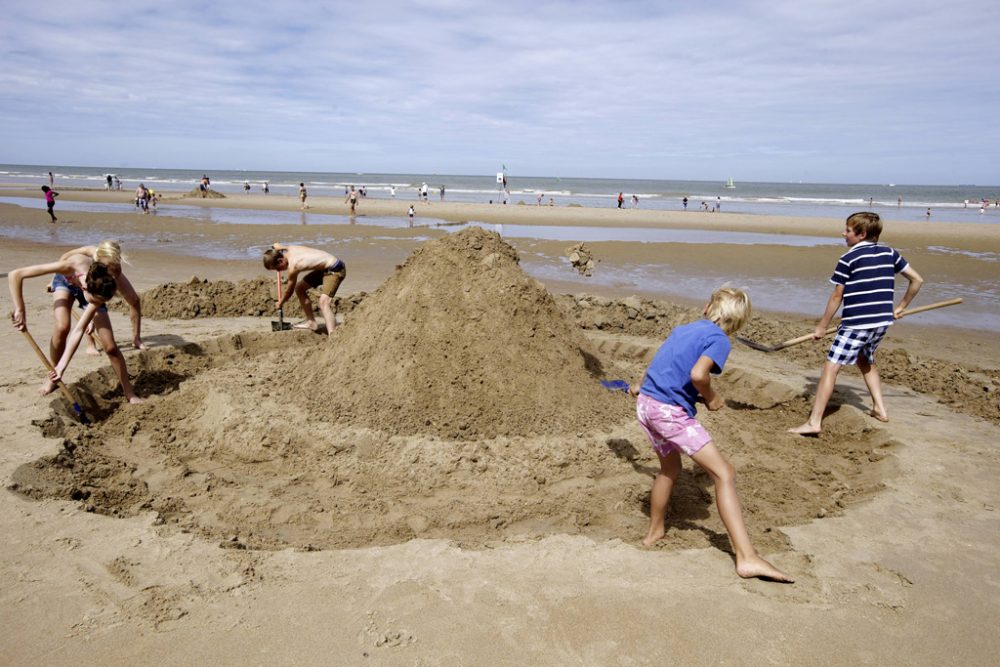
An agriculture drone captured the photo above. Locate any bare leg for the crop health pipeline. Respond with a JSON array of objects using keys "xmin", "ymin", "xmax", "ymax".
[
  {"xmin": 857, "ymin": 354, "xmax": 888, "ymax": 422},
  {"xmin": 93, "ymin": 311, "xmax": 143, "ymax": 404},
  {"xmin": 293, "ymin": 282, "xmax": 318, "ymax": 330},
  {"xmin": 691, "ymin": 442, "xmax": 794, "ymax": 582},
  {"xmin": 643, "ymin": 450, "xmax": 681, "ymax": 546},
  {"xmin": 40, "ymin": 296, "xmax": 72, "ymax": 395},
  {"xmin": 788, "ymin": 360, "xmax": 842, "ymax": 435},
  {"xmin": 318, "ymin": 294, "xmax": 336, "ymax": 336}
]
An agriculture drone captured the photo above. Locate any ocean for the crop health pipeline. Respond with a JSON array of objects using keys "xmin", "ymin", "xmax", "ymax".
[{"xmin": 2, "ymin": 164, "xmax": 999, "ymax": 224}]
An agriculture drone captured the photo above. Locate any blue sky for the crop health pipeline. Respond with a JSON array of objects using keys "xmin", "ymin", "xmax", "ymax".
[{"xmin": 1, "ymin": 0, "xmax": 997, "ymax": 184}]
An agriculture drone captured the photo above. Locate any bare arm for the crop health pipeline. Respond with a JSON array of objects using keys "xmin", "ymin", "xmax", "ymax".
[
  {"xmin": 814, "ymin": 284, "xmax": 845, "ymax": 338},
  {"xmin": 114, "ymin": 272, "xmax": 146, "ymax": 349},
  {"xmin": 895, "ymin": 266, "xmax": 924, "ymax": 316},
  {"xmin": 8, "ymin": 261, "xmax": 74, "ymax": 330},
  {"xmin": 277, "ymin": 268, "xmax": 300, "ymax": 309},
  {"xmin": 628, "ymin": 371, "xmax": 648, "ymax": 397},
  {"xmin": 690, "ymin": 355, "xmax": 724, "ymax": 410},
  {"xmin": 59, "ymin": 246, "xmax": 96, "ymax": 262}
]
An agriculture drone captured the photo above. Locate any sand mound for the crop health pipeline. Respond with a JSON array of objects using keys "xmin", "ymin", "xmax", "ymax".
[
  {"xmin": 184, "ymin": 188, "xmax": 226, "ymax": 198},
  {"xmin": 12, "ymin": 333, "xmax": 897, "ymax": 553},
  {"xmin": 113, "ymin": 276, "xmax": 364, "ymax": 320},
  {"xmin": 290, "ymin": 227, "xmax": 625, "ymax": 439}
]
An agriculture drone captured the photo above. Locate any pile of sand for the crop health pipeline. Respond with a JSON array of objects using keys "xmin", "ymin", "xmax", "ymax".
[
  {"xmin": 114, "ymin": 276, "xmax": 364, "ymax": 320},
  {"xmin": 184, "ymin": 188, "xmax": 226, "ymax": 199},
  {"xmin": 292, "ymin": 227, "xmax": 625, "ymax": 439}
]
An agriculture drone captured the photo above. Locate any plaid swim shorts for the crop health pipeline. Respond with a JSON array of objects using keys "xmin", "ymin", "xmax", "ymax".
[{"xmin": 827, "ymin": 325, "xmax": 890, "ymax": 365}]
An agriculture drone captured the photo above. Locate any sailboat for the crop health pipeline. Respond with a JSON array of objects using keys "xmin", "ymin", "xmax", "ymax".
[{"xmin": 724, "ymin": 176, "xmax": 736, "ymax": 189}]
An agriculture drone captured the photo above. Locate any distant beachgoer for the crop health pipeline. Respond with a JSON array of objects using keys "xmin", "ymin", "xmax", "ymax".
[
  {"xmin": 48, "ymin": 171, "xmax": 54, "ymax": 186},
  {"xmin": 106, "ymin": 174, "xmax": 113, "ymax": 190},
  {"xmin": 135, "ymin": 184, "xmax": 149, "ymax": 213},
  {"xmin": 537, "ymin": 193, "xmax": 543, "ymax": 206},
  {"xmin": 408, "ymin": 205, "xmax": 415, "ymax": 225},
  {"xmin": 440, "ymin": 185, "xmax": 445, "ymax": 201},
  {"xmin": 683, "ymin": 196, "xmax": 688, "ymax": 210},
  {"xmin": 630, "ymin": 286, "xmax": 793, "ymax": 582},
  {"xmin": 869, "ymin": 197, "xmax": 874, "ymax": 208},
  {"xmin": 390, "ymin": 185, "xmax": 396, "ymax": 198},
  {"xmin": 41, "ymin": 185, "xmax": 58, "ymax": 223},
  {"xmin": 299, "ymin": 183, "xmax": 308, "ymax": 209},
  {"xmin": 263, "ymin": 182, "xmax": 270, "ymax": 194},
  {"xmin": 717, "ymin": 196, "xmax": 722, "ymax": 211},
  {"xmin": 263, "ymin": 244, "xmax": 345, "ymax": 336},
  {"xmin": 114, "ymin": 175, "xmax": 121, "ymax": 190},
  {"xmin": 632, "ymin": 194, "xmax": 639, "ymax": 208},
  {"xmin": 964, "ymin": 200, "xmax": 969, "ymax": 208},
  {"xmin": 244, "ymin": 181, "xmax": 251, "ymax": 194},
  {"xmin": 897, "ymin": 196, "xmax": 902, "ymax": 207},
  {"xmin": 346, "ymin": 186, "xmax": 358, "ymax": 213},
  {"xmin": 789, "ymin": 212, "xmax": 923, "ymax": 435},
  {"xmin": 926, "ymin": 208, "xmax": 931, "ymax": 220},
  {"xmin": 421, "ymin": 182, "xmax": 428, "ymax": 201},
  {"xmin": 9, "ymin": 240, "xmax": 146, "ymax": 402},
  {"xmin": 618, "ymin": 192, "xmax": 624, "ymax": 209},
  {"xmin": 548, "ymin": 197, "xmax": 554, "ymax": 206}
]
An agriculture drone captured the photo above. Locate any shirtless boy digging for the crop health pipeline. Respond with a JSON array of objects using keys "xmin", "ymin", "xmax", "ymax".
[{"xmin": 262, "ymin": 244, "xmax": 346, "ymax": 335}]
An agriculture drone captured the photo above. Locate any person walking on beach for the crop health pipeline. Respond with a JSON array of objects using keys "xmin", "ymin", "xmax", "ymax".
[
  {"xmin": 135, "ymin": 183, "xmax": 149, "ymax": 214},
  {"xmin": 408, "ymin": 205, "xmax": 415, "ymax": 226},
  {"xmin": 263, "ymin": 181, "xmax": 270, "ymax": 194},
  {"xmin": 41, "ymin": 185, "xmax": 58, "ymax": 223},
  {"xmin": 440, "ymin": 185, "xmax": 445, "ymax": 201},
  {"xmin": 631, "ymin": 194, "xmax": 639, "ymax": 208},
  {"xmin": 244, "ymin": 181, "xmax": 251, "ymax": 194},
  {"xmin": 299, "ymin": 182, "xmax": 308, "ymax": 209},
  {"xmin": 263, "ymin": 244, "xmax": 345, "ymax": 335},
  {"xmin": 48, "ymin": 171, "xmax": 54, "ymax": 186},
  {"xmin": 618, "ymin": 192, "xmax": 624, "ymax": 209},
  {"xmin": 9, "ymin": 240, "xmax": 146, "ymax": 403},
  {"xmin": 789, "ymin": 212, "xmax": 923, "ymax": 435},
  {"xmin": 630, "ymin": 286, "xmax": 793, "ymax": 583},
  {"xmin": 683, "ymin": 196, "xmax": 688, "ymax": 210},
  {"xmin": 346, "ymin": 186, "xmax": 358, "ymax": 213},
  {"xmin": 106, "ymin": 174, "xmax": 113, "ymax": 190}
]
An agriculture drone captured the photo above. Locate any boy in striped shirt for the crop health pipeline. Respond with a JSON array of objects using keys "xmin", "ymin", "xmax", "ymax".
[{"xmin": 789, "ymin": 212, "xmax": 923, "ymax": 435}]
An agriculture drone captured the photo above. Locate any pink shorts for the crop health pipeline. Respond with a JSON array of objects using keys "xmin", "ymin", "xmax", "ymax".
[{"xmin": 636, "ymin": 394, "xmax": 712, "ymax": 457}]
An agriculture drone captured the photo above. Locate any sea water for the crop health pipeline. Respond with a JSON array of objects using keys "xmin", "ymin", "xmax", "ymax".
[{"xmin": 2, "ymin": 164, "xmax": 999, "ymax": 224}]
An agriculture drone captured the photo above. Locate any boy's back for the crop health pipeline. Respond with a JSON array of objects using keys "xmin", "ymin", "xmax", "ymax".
[{"xmin": 833, "ymin": 241, "xmax": 908, "ymax": 329}]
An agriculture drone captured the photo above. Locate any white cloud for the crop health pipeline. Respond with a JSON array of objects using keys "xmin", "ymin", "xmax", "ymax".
[{"xmin": 1, "ymin": 0, "xmax": 997, "ymax": 183}]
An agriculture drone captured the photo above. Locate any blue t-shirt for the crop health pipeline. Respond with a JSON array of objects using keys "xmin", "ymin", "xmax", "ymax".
[
  {"xmin": 639, "ymin": 320, "xmax": 731, "ymax": 417},
  {"xmin": 831, "ymin": 241, "xmax": 908, "ymax": 330}
]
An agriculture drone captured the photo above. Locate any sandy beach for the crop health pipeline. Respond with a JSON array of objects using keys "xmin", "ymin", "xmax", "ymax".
[{"xmin": 2, "ymin": 187, "xmax": 999, "ymax": 665}]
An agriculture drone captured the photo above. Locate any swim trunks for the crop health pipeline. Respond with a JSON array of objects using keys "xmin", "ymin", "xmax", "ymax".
[
  {"xmin": 303, "ymin": 259, "xmax": 346, "ymax": 297},
  {"xmin": 636, "ymin": 393, "xmax": 712, "ymax": 457}
]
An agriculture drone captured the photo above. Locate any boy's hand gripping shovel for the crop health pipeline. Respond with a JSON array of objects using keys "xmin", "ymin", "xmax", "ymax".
[
  {"xmin": 18, "ymin": 326, "xmax": 90, "ymax": 423},
  {"xmin": 735, "ymin": 298, "xmax": 963, "ymax": 352},
  {"xmin": 271, "ymin": 271, "xmax": 292, "ymax": 331}
]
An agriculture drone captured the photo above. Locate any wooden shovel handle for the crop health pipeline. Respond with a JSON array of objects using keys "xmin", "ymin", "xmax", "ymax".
[
  {"xmin": 19, "ymin": 328, "xmax": 86, "ymax": 411},
  {"xmin": 778, "ymin": 298, "xmax": 964, "ymax": 350}
]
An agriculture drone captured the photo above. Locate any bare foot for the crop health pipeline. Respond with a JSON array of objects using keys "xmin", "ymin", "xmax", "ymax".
[
  {"xmin": 127, "ymin": 396, "xmax": 145, "ymax": 405},
  {"xmin": 736, "ymin": 555, "xmax": 795, "ymax": 583},
  {"xmin": 869, "ymin": 410, "xmax": 889, "ymax": 423},
  {"xmin": 38, "ymin": 379, "xmax": 58, "ymax": 395},
  {"xmin": 293, "ymin": 321, "xmax": 317, "ymax": 331},
  {"xmin": 642, "ymin": 527, "xmax": 666, "ymax": 547},
  {"xmin": 787, "ymin": 422, "xmax": 821, "ymax": 436}
]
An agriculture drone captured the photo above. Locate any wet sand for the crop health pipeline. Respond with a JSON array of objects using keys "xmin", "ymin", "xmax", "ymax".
[{"xmin": 1, "ymin": 188, "xmax": 999, "ymax": 665}]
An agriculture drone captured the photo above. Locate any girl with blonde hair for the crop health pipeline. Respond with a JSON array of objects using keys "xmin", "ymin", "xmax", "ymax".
[{"xmin": 8, "ymin": 240, "xmax": 146, "ymax": 403}]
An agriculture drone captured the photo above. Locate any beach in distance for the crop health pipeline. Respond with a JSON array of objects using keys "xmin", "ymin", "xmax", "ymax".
[{"xmin": 1, "ymin": 177, "xmax": 999, "ymax": 665}]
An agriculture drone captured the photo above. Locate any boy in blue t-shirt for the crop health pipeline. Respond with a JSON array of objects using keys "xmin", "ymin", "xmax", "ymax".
[
  {"xmin": 789, "ymin": 212, "xmax": 923, "ymax": 435},
  {"xmin": 630, "ymin": 286, "xmax": 793, "ymax": 583}
]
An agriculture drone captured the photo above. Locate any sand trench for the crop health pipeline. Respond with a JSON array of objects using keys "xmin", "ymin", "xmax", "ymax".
[{"xmin": 12, "ymin": 229, "xmax": 899, "ymax": 556}]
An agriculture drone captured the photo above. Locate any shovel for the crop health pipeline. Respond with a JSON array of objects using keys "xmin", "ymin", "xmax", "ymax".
[
  {"xmin": 736, "ymin": 298, "xmax": 964, "ymax": 352},
  {"xmin": 19, "ymin": 327, "xmax": 90, "ymax": 424},
  {"xmin": 271, "ymin": 271, "xmax": 292, "ymax": 331}
]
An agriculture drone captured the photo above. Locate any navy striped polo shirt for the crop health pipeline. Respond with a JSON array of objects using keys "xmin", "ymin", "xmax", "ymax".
[{"xmin": 830, "ymin": 241, "xmax": 908, "ymax": 329}]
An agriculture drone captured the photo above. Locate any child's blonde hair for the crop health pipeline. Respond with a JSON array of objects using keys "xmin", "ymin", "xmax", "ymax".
[
  {"xmin": 705, "ymin": 286, "xmax": 752, "ymax": 334},
  {"xmin": 94, "ymin": 240, "xmax": 126, "ymax": 267},
  {"xmin": 845, "ymin": 211, "xmax": 882, "ymax": 242}
]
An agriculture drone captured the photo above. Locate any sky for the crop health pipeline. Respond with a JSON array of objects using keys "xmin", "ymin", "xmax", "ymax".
[{"xmin": 1, "ymin": 0, "xmax": 998, "ymax": 184}]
